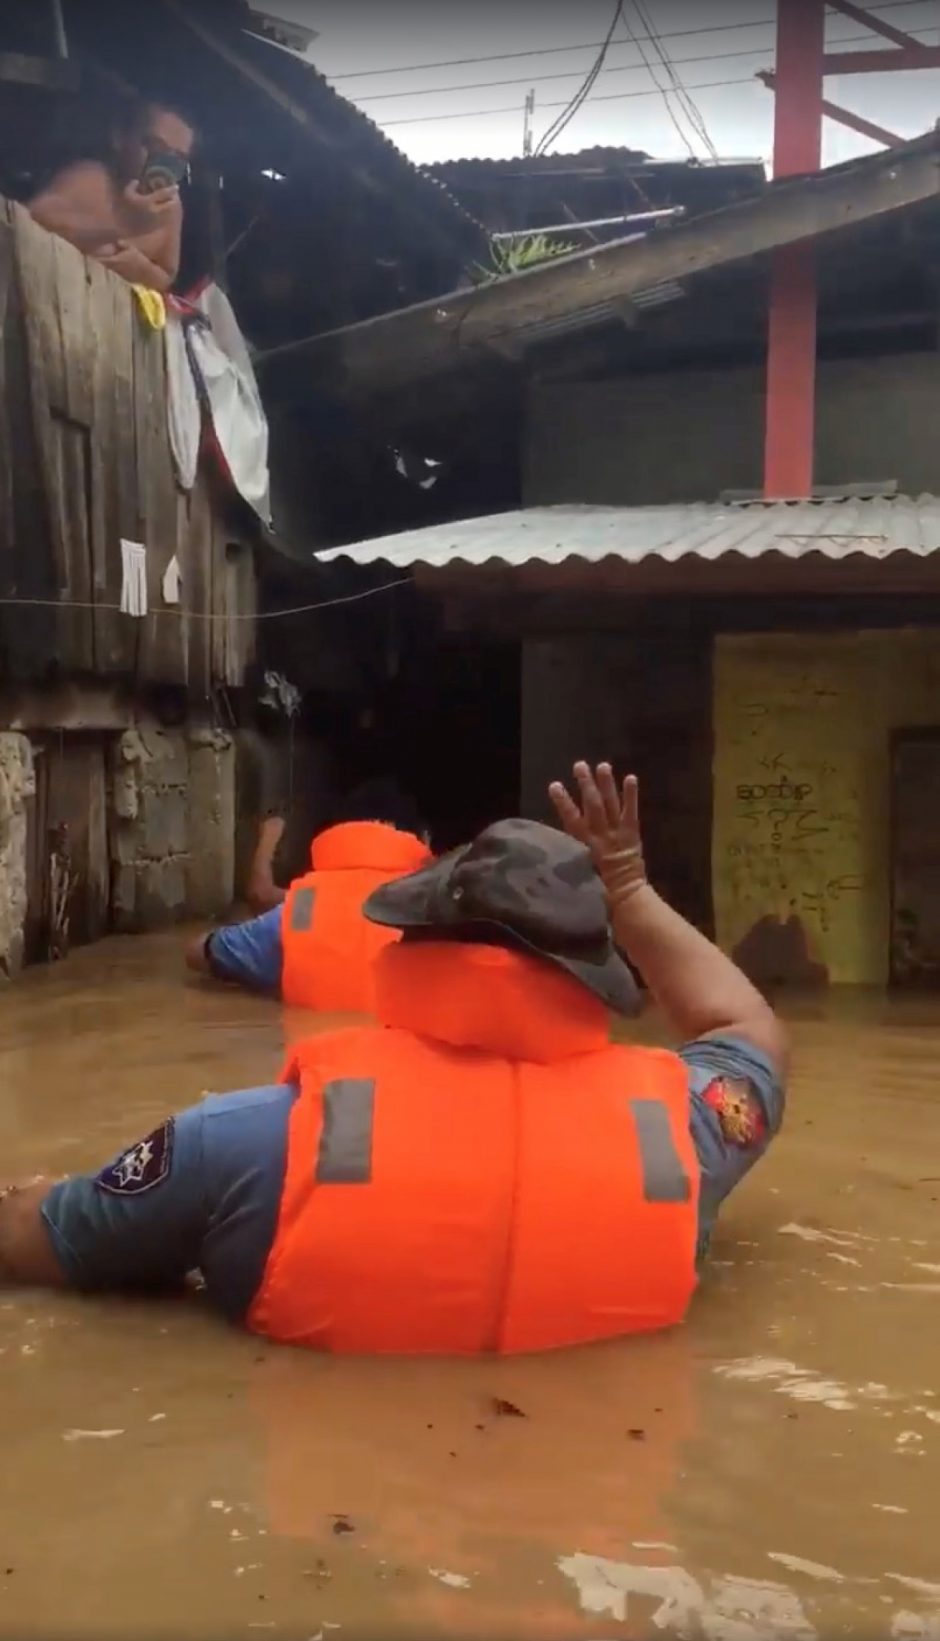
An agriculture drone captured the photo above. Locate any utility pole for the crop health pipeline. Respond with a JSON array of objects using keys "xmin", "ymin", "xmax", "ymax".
[
  {"xmin": 763, "ymin": 0, "xmax": 824, "ymax": 500},
  {"xmin": 523, "ymin": 89, "xmax": 535, "ymax": 158},
  {"xmin": 761, "ymin": 0, "xmax": 940, "ymax": 499}
]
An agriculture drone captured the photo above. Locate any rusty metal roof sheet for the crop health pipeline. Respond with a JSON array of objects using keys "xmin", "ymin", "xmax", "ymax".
[{"xmin": 316, "ymin": 496, "xmax": 940, "ymax": 569}]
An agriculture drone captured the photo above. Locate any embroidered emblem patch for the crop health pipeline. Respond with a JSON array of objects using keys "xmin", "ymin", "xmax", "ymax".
[
  {"xmin": 703, "ymin": 1078, "xmax": 766, "ymax": 1148},
  {"xmin": 96, "ymin": 1120, "xmax": 175, "ymax": 1196}
]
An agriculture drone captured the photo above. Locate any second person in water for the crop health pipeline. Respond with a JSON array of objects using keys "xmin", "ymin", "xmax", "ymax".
[{"xmin": 186, "ymin": 784, "xmax": 431, "ymax": 1013}]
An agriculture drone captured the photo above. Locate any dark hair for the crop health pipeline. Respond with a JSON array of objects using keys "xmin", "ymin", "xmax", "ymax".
[
  {"xmin": 332, "ymin": 778, "xmax": 426, "ymax": 839},
  {"xmin": 138, "ymin": 99, "xmax": 198, "ymax": 138},
  {"xmin": 39, "ymin": 87, "xmax": 195, "ymax": 183}
]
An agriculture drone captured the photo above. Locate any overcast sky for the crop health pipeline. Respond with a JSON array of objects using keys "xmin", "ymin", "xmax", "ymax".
[{"xmin": 262, "ymin": 0, "xmax": 940, "ymax": 170}]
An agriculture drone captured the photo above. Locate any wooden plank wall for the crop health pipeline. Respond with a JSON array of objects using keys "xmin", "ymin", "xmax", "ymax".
[
  {"xmin": 24, "ymin": 735, "xmax": 109, "ymax": 963},
  {"xmin": 0, "ymin": 199, "xmax": 256, "ymax": 696}
]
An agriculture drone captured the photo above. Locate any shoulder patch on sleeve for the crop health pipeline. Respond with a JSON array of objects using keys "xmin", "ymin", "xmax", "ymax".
[
  {"xmin": 702, "ymin": 1078, "xmax": 766, "ymax": 1149},
  {"xmin": 95, "ymin": 1119, "xmax": 175, "ymax": 1197}
]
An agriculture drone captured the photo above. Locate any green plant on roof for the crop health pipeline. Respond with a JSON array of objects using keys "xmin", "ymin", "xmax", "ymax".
[{"xmin": 473, "ymin": 232, "xmax": 577, "ymax": 284}]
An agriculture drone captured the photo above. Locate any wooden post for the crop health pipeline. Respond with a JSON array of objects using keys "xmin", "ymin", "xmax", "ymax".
[{"xmin": 763, "ymin": 0, "xmax": 825, "ymax": 500}]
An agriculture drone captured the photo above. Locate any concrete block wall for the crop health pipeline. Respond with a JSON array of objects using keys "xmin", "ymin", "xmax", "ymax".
[
  {"xmin": 109, "ymin": 725, "xmax": 235, "ymax": 932},
  {"xmin": 0, "ymin": 733, "xmax": 34, "ymax": 977},
  {"xmin": 186, "ymin": 729, "xmax": 237, "ymax": 919},
  {"xmin": 524, "ymin": 353, "xmax": 940, "ymax": 506}
]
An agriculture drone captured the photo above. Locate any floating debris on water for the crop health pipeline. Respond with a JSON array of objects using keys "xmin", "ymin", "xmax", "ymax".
[
  {"xmin": 62, "ymin": 1428, "xmax": 125, "ymax": 1442},
  {"xmin": 767, "ymin": 1552, "xmax": 845, "ymax": 1583},
  {"xmin": 429, "ymin": 1568, "xmax": 471, "ymax": 1589}
]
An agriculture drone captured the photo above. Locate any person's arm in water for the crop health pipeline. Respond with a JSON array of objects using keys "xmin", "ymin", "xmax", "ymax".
[
  {"xmin": 0, "ymin": 1088, "xmax": 293, "ymax": 1324},
  {"xmin": 549, "ymin": 762, "xmax": 787, "ymax": 1076},
  {"xmin": 247, "ymin": 815, "xmax": 288, "ymax": 912},
  {"xmin": 185, "ymin": 905, "xmax": 284, "ymax": 994},
  {"xmin": 0, "ymin": 1181, "xmax": 67, "ymax": 1286}
]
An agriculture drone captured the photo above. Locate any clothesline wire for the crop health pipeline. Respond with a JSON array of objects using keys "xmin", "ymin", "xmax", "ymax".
[{"xmin": 0, "ymin": 575, "xmax": 411, "ymax": 623}]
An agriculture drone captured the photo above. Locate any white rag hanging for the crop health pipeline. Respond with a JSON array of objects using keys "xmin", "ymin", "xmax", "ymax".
[
  {"xmin": 164, "ymin": 282, "xmax": 271, "ymax": 524},
  {"xmin": 120, "ymin": 539, "xmax": 148, "ymax": 617},
  {"xmin": 165, "ymin": 312, "xmax": 200, "ymax": 493},
  {"xmin": 162, "ymin": 553, "xmax": 182, "ymax": 606}
]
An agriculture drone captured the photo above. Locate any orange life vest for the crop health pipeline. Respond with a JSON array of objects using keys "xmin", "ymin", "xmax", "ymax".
[
  {"xmin": 249, "ymin": 939, "xmax": 700, "ymax": 1354},
  {"xmin": 279, "ymin": 822, "xmax": 431, "ymax": 1013}
]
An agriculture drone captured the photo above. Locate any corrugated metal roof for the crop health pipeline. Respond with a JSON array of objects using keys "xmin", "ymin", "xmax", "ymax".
[
  {"xmin": 429, "ymin": 149, "xmax": 764, "ymax": 180},
  {"xmin": 234, "ymin": 27, "xmax": 486, "ymax": 249},
  {"xmin": 430, "ymin": 146, "xmax": 650, "ymax": 176},
  {"xmin": 492, "ymin": 277, "xmax": 685, "ymax": 348},
  {"xmin": 316, "ymin": 497, "xmax": 940, "ymax": 569}
]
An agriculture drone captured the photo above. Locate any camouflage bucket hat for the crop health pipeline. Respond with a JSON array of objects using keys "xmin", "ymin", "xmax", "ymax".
[{"xmin": 363, "ymin": 817, "xmax": 640, "ymax": 1017}]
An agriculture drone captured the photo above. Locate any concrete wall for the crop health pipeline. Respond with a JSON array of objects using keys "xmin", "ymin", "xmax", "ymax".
[
  {"xmin": 712, "ymin": 629, "xmax": 940, "ymax": 987},
  {"xmin": 110, "ymin": 726, "xmax": 235, "ymax": 932},
  {"xmin": 0, "ymin": 734, "xmax": 34, "ymax": 977},
  {"xmin": 525, "ymin": 353, "xmax": 940, "ymax": 505},
  {"xmin": 186, "ymin": 730, "xmax": 237, "ymax": 919}
]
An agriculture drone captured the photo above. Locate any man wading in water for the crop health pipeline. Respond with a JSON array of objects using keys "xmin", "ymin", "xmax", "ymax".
[{"xmin": 0, "ymin": 765, "xmax": 787, "ymax": 1352}]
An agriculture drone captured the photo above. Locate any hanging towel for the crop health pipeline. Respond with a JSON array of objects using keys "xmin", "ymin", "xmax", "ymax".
[
  {"xmin": 165, "ymin": 306, "xmax": 201, "ymax": 492},
  {"xmin": 164, "ymin": 282, "xmax": 271, "ymax": 522},
  {"xmin": 120, "ymin": 539, "xmax": 148, "ymax": 617}
]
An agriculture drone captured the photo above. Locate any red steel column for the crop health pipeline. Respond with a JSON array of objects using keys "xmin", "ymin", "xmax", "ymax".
[{"xmin": 763, "ymin": 0, "xmax": 825, "ymax": 498}]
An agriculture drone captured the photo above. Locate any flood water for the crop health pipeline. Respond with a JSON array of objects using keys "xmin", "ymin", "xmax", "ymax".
[{"xmin": 2, "ymin": 934, "xmax": 940, "ymax": 1639}]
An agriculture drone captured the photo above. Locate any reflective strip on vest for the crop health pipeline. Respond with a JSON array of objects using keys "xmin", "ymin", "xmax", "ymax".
[
  {"xmin": 630, "ymin": 1098, "xmax": 692, "ymax": 1204},
  {"xmin": 290, "ymin": 887, "xmax": 316, "ymax": 933},
  {"xmin": 316, "ymin": 1078, "xmax": 376, "ymax": 1184}
]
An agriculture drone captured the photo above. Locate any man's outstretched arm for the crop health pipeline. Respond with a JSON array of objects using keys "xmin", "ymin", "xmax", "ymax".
[
  {"xmin": 0, "ymin": 1181, "xmax": 67, "ymax": 1286},
  {"xmin": 0, "ymin": 1111, "xmax": 205, "ymax": 1296},
  {"xmin": 246, "ymin": 815, "xmax": 288, "ymax": 912},
  {"xmin": 185, "ymin": 905, "xmax": 283, "ymax": 994},
  {"xmin": 549, "ymin": 762, "xmax": 788, "ymax": 1077}
]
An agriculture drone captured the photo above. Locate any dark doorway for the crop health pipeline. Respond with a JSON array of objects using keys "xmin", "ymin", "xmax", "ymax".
[
  {"xmin": 890, "ymin": 728, "xmax": 940, "ymax": 987},
  {"xmin": 400, "ymin": 636, "xmax": 521, "ymax": 852},
  {"xmin": 24, "ymin": 733, "xmax": 109, "ymax": 965}
]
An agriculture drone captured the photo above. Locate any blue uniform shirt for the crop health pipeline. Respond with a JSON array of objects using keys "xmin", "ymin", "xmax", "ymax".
[
  {"xmin": 205, "ymin": 908, "xmax": 284, "ymax": 994},
  {"xmin": 41, "ymin": 1035, "xmax": 784, "ymax": 1324}
]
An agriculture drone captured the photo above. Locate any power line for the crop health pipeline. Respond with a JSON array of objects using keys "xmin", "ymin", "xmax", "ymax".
[
  {"xmin": 376, "ymin": 2, "xmax": 940, "ymax": 131},
  {"xmin": 349, "ymin": 14, "xmax": 938, "ymax": 107},
  {"xmin": 327, "ymin": 1, "xmax": 937, "ymax": 83},
  {"xmin": 628, "ymin": 0, "xmax": 721, "ymax": 162},
  {"xmin": 618, "ymin": 1, "xmax": 701, "ymax": 162},
  {"xmin": 535, "ymin": 0, "xmax": 623, "ymax": 157},
  {"xmin": 380, "ymin": 72, "xmax": 762, "ymax": 128},
  {"xmin": 355, "ymin": 35, "xmax": 782, "ymax": 104}
]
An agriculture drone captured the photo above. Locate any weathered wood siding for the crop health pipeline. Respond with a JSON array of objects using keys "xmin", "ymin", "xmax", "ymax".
[
  {"xmin": 0, "ymin": 200, "xmax": 256, "ymax": 694},
  {"xmin": 23, "ymin": 734, "xmax": 109, "ymax": 963}
]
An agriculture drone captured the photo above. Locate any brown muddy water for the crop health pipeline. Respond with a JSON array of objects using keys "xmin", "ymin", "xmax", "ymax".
[{"xmin": 1, "ymin": 933, "xmax": 939, "ymax": 1639}]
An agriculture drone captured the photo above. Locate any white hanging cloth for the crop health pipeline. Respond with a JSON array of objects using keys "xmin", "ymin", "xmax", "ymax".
[
  {"xmin": 164, "ymin": 281, "xmax": 272, "ymax": 525},
  {"xmin": 120, "ymin": 539, "xmax": 148, "ymax": 618}
]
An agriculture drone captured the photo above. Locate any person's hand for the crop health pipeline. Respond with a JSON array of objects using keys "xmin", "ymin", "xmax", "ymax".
[
  {"xmin": 123, "ymin": 180, "xmax": 179, "ymax": 218},
  {"xmin": 549, "ymin": 762, "xmax": 647, "ymax": 906}
]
